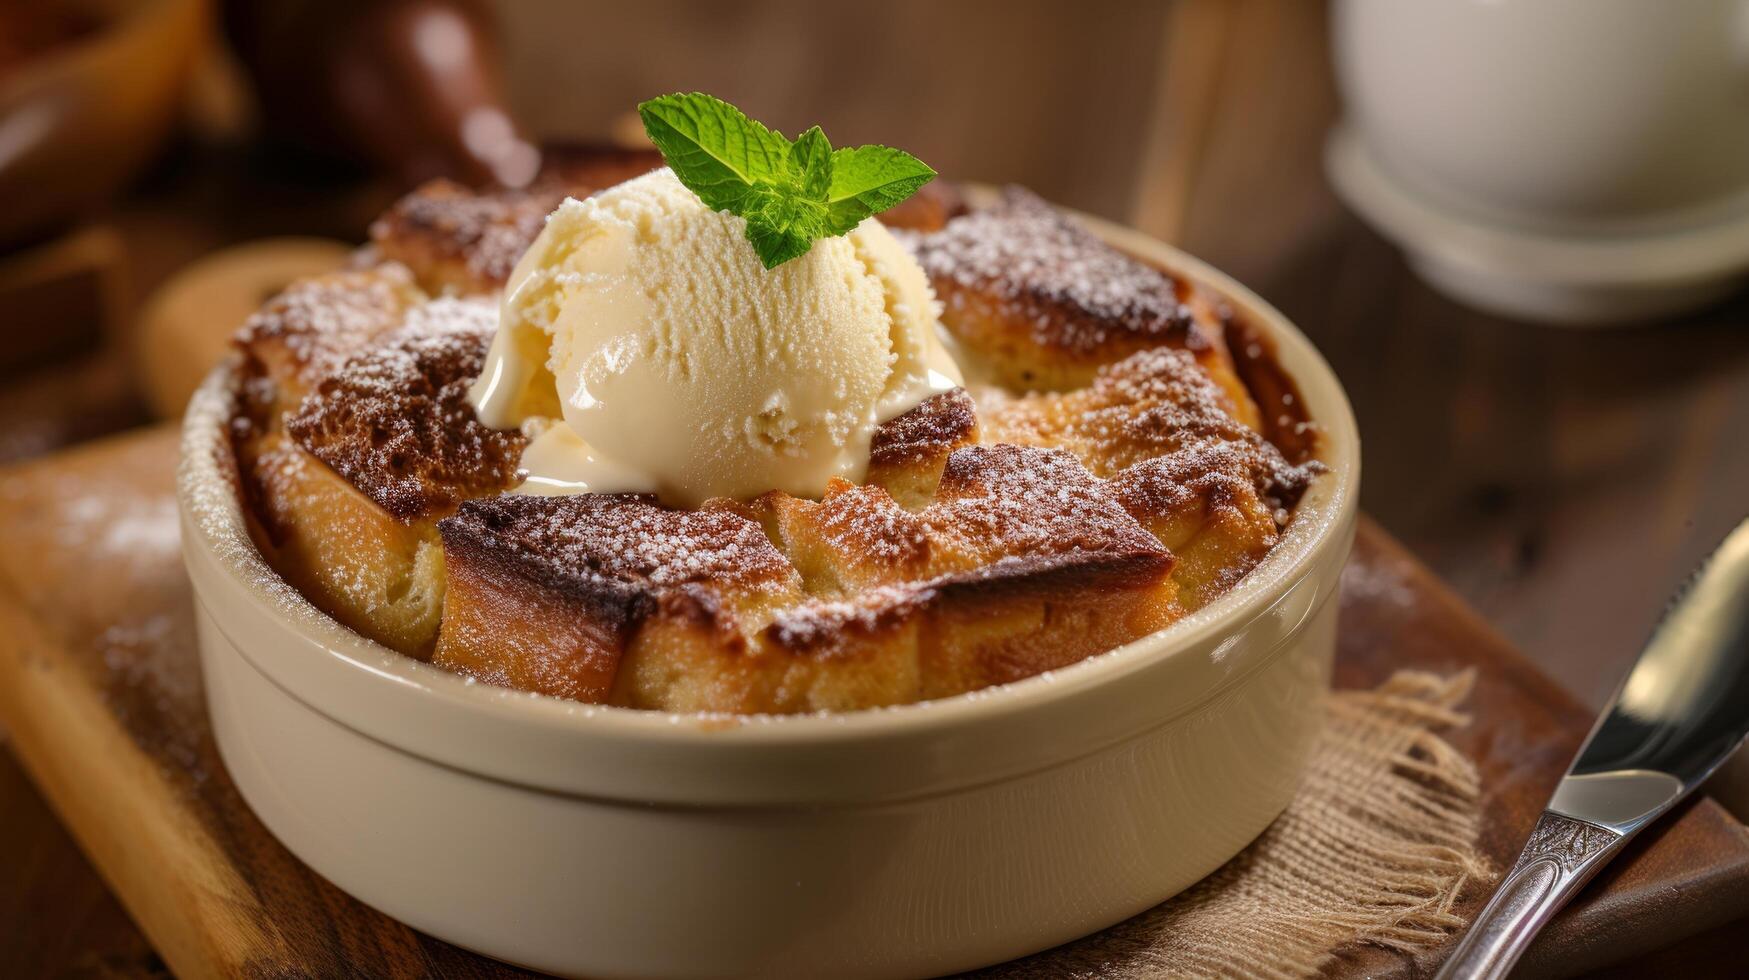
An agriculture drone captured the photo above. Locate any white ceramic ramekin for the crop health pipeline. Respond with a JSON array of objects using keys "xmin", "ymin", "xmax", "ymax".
[{"xmin": 178, "ymin": 221, "xmax": 1359, "ymax": 979}]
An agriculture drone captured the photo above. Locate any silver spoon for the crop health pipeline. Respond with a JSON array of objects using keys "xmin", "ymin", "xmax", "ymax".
[{"xmin": 1435, "ymin": 516, "xmax": 1749, "ymax": 979}]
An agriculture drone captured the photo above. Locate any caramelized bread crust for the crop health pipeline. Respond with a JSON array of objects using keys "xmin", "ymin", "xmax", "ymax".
[
  {"xmin": 865, "ymin": 387, "xmax": 978, "ymax": 507},
  {"xmin": 231, "ymin": 273, "xmax": 523, "ymax": 655},
  {"xmin": 284, "ymin": 298, "xmax": 524, "ymax": 520},
  {"xmin": 369, "ymin": 149, "xmax": 664, "ymax": 295},
  {"xmin": 231, "ymin": 171, "xmax": 1324, "ymax": 713},
  {"xmin": 981, "ymin": 348, "xmax": 1317, "ymax": 608},
  {"xmin": 436, "ymin": 493, "xmax": 802, "ymax": 704},
  {"xmin": 908, "ymin": 186, "xmax": 1261, "ymax": 429},
  {"xmin": 979, "ymin": 347, "xmax": 1311, "ymax": 511},
  {"xmin": 369, "ymin": 179, "xmax": 561, "ymax": 296},
  {"xmin": 232, "ymin": 265, "xmax": 425, "ymax": 424},
  {"xmin": 244, "ymin": 431, "xmax": 450, "ymax": 653},
  {"xmin": 436, "ymin": 443, "xmax": 1177, "ymax": 712}
]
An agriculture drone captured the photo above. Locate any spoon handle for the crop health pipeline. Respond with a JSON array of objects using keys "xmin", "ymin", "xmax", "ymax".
[{"xmin": 1434, "ymin": 811, "xmax": 1629, "ymax": 980}]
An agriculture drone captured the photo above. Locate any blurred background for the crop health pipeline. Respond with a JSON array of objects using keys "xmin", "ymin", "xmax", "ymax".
[{"xmin": 1, "ymin": 1, "xmax": 1747, "ymax": 966}]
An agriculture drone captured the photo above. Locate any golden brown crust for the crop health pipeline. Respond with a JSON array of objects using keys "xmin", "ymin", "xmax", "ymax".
[
  {"xmin": 441, "ymin": 494, "xmax": 799, "ymax": 601},
  {"xmin": 239, "ymin": 432, "xmax": 448, "ymax": 654},
  {"xmin": 369, "ymin": 180, "xmax": 559, "ymax": 295},
  {"xmin": 435, "ymin": 443, "xmax": 1177, "ymax": 712},
  {"xmin": 979, "ymin": 347, "xmax": 1315, "ymax": 509},
  {"xmin": 869, "ymin": 388, "xmax": 978, "ymax": 469},
  {"xmin": 866, "ymin": 387, "xmax": 978, "ymax": 506},
  {"xmin": 978, "ymin": 348, "xmax": 1320, "ymax": 609},
  {"xmin": 756, "ymin": 443, "xmax": 1178, "ymax": 682},
  {"xmin": 369, "ymin": 149, "xmax": 664, "ymax": 294},
  {"xmin": 231, "ymin": 276, "xmax": 522, "ymax": 654},
  {"xmin": 911, "ymin": 187, "xmax": 1200, "ymax": 356},
  {"xmin": 907, "ymin": 187, "xmax": 1260, "ymax": 428},
  {"xmin": 283, "ymin": 298, "xmax": 524, "ymax": 521},
  {"xmin": 231, "ymin": 266, "xmax": 425, "ymax": 426},
  {"xmin": 435, "ymin": 493, "xmax": 801, "ymax": 703}
]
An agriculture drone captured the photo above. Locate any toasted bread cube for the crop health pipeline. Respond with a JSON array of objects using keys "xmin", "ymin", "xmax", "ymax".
[
  {"xmin": 436, "ymin": 494, "xmax": 804, "ymax": 705},
  {"xmin": 236, "ymin": 294, "xmax": 523, "ymax": 655},
  {"xmin": 283, "ymin": 298, "xmax": 523, "ymax": 521},
  {"xmin": 370, "ymin": 150, "xmax": 662, "ymax": 294},
  {"xmin": 908, "ymin": 186, "xmax": 1261, "ymax": 429},
  {"xmin": 758, "ymin": 445, "xmax": 1178, "ymax": 710},
  {"xmin": 242, "ymin": 432, "xmax": 448, "ymax": 654},
  {"xmin": 865, "ymin": 388, "xmax": 978, "ymax": 507},
  {"xmin": 979, "ymin": 349, "xmax": 1319, "ymax": 610},
  {"xmin": 232, "ymin": 266, "xmax": 425, "ymax": 426}
]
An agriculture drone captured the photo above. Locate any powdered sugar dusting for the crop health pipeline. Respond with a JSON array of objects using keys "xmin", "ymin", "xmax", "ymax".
[
  {"xmin": 1340, "ymin": 557, "xmax": 1415, "ymax": 611},
  {"xmin": 928, "ymin": 444, "xmax": 1165, "ymax": 561},
  {"xmin": 1, "ymin": 432, "xmax": 209, "ymax": 788},
  {"xmin": 906, "ymin": 186, "xmax": 1196, "ymax": 353},
  {"xmin": 982, "ymin": 347, "xmax": 1320, "ymax": 521},
  {"xmin": 444, "ymin": 494, "xmax": 796, "ymax": 596},
  {"xmin": 58, "ymin": 492, "xmax": 180, "ymax": 561},
  {"xmin": 285, "ymin": 296, "xmax": 524, "ymax": 519},
  {"xmin": 233, "ymin": 265, "xmax": 419, "ymax": 386},
  {"xmin": 812, "ymin": 486, "xmax": 931, "ymax": 569},
  {"xmin": 182, "ymin": 371, "xmax": 315, "ymax": 610},
  {"xmin": 765, "ymin": 584, "xmax": 930, "ymax": 655},
  {"xmin": 868, "ymin": 388, "xmax": 976, "ymax": 468},
  {"xmin": 99, "ymin": 612, "xmax": 209, "ymax": 788}
]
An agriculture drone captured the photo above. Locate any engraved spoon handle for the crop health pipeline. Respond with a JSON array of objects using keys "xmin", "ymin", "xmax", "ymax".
[{"xmin": 1433, "ymin": 811, "xmax": 1629, "ymax": 980}]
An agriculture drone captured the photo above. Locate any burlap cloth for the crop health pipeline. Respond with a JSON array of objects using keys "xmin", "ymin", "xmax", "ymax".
[{"xmin": 974, "ymin": 670, "xmax": 1493, "ymax": 979}]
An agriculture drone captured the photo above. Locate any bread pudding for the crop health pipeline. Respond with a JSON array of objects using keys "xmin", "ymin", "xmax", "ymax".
[{"xmin": 224, "ymin": 151, "xmax": 1321, "ymax": 714}]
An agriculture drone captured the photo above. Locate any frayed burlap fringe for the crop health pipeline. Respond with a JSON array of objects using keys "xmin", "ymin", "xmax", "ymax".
[{"xmin": 976, "ymin": 670, "xmax": 1492, "ymax": 979}]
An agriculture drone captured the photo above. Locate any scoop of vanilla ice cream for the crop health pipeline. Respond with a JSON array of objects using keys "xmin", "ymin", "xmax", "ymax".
[{"xmin": 468, "ymin": 168, "xmax": 963, "ymax": 506}]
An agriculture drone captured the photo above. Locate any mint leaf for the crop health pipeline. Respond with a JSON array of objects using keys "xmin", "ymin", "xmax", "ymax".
[
  {"xmin": 825, "ymin": 145, "xmax": 937, "ymax": 233},
  {"xmin": 738, "ymin": 184, "xmax": 827, "ymax": 267},
  {"xmin": 637, "ymin": 92, "xmax": 935, "ymax": 268},
  {"xmin": 789, "ymin": 126, "xmax": 833, "ymax": 201},
  {"xmin": 637, "ymin": 93, "xmax": 790, "ymax": 212}
]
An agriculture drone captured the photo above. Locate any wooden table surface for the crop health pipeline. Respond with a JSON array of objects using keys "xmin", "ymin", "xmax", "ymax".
[{"xmin": 2, "ymin": 0, "xmax": 1746, "ymax": 974}]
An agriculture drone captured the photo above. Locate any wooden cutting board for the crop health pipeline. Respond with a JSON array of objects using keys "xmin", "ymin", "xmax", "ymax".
[{"xmin": 0, "ymin": 427, "xmax": 1745, "ymax": 978}]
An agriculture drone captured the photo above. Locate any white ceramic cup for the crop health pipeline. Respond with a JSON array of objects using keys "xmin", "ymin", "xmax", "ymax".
[
  {"xmin": 1335, "ymin": 0, "xmax": 1749, "ymax": 232},
  {"xmin": 178, "ymin": 215, "xmax": 1360, "ymax": 979},
  {"xmin": 1329, "ymin": 0, "xmax": 1749, "ymax": 324}
]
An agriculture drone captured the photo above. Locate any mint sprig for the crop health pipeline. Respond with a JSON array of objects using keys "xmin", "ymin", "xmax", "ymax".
[{"xmin": 638, "ymin": 93, "xmax": 936, "ymax": 268}]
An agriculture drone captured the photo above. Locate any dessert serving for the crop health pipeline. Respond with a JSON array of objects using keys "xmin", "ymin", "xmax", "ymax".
[
  {"xmin": 223, "ymin": 94, "xmax": 1321, "ymax": 715},
  {"xmin": 179, "ymin": 94, "xmax": 1358, "ymax": 978}
]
